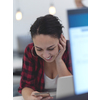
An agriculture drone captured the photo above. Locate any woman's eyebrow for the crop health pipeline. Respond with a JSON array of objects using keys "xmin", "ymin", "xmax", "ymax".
[
  {"xmin": 35, "ymin": 45, "xmax": 55, "ymax": 49},
  {"xmin": 35, "ymin": 46, "xmax": 41, "ymax": 49},
  {"xmin": 47, "ymin": 45, "xmax": 55, "ymax": 48}
]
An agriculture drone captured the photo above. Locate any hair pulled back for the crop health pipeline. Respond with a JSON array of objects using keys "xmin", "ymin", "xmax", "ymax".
[{"xmin": 30, "ymin": 14, "xmax": 64, "ymax": 39}]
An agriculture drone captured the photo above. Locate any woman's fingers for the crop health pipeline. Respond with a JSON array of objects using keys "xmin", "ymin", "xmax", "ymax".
[
  {"xmin": 31, "ymin": 91, "xmax": 39, "ymax": 96},
  {"xmin": 30, "ymin": 96, "xmax": 43, "ymax": 100},
  {"xmin": 59, "ymin": 38, "xmax": 66, "ymax": 50},
  {"xmin": 42, "ymin": 96, "xmax": 53, "ymax": 100},
  {"xmin": 36, "ymin": 96, "xmax": 43, "ymax": 100},
  {"xmin": 61, "ymin": 34, "xmax": 66, "ymax": 43},
  {"xmin": 31, "ymin": 91, "xmax": 43, "ymax": 100},
  {"xmin": 58, "ymin": 43, "xmax": 63, "ymax": 50}
]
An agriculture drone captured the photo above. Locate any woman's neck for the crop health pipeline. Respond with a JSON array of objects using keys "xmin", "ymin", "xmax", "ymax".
[{"xmin": 44, "ymin": 60, "xmax": 56, "ymax": 68}]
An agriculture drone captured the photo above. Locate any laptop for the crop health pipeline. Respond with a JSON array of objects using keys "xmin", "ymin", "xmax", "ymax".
[
  {"xmin": 56, "ymin": 76, "xmax": 74, "ymax": 99},
  {"xmin": 55, "ymin": 8, "xmax": 88, "ymax": 100}
]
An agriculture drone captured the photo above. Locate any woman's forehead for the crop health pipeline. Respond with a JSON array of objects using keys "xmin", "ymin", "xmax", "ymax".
[
  {"xmin": 33, "ymin": 34, "xmax": 58, "ymax": 39},
  {"xmin": 33, "ymin": 34, "xmax": 59, "ymax": 48},
  {"xmin": 33, "ymin": 34, "xmax": 59, "ymax": 42}
]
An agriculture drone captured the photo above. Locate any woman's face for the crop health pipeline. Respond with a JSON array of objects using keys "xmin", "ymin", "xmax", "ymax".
[{"xmin": 33, "ymin": 34, "xmax": 59, "ymax": 63}]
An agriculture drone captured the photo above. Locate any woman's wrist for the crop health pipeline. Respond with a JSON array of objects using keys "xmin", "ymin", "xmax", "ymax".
[{"xmin": 55, "ymin": 58, "xmax": 63, "ymax": 64}]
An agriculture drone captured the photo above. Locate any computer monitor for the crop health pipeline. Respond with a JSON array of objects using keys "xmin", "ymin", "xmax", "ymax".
[
  {"xmin": 17, "ymin": 35, "xmax": 33, "ymax": 54},
  {"xmin": 67, "ymin": 8, "xmax": 88, "ymax": 95}
]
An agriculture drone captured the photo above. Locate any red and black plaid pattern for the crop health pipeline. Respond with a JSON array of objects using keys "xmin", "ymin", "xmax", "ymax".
[{"xmin": 18, "ymin": 40, "xmax": 72, "ymax": 94}]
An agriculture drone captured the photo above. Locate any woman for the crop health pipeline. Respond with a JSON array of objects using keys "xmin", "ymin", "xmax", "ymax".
[{"xmin": 18, "ymin": 14, "xmax": 72, "ymax": 100}]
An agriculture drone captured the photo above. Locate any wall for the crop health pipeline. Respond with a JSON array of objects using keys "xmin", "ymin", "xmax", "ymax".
[{"xmin": 13, "ymin": 0, "xmax": 77, "ymax": 51}]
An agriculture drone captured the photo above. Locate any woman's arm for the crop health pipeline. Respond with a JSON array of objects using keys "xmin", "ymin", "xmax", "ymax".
[
  {"xmin": 22, "ymin": 87, "xmax": 53, "ymax": 100},
  {"xmin": 22, "ymin": 87, "xmax": 34, "ymax": 100},
  {"xmin": 22, "ymin": 87, "xmax": 43, "ymax": 100},
  {"xmin": 18, "ymin": 44, "xmax": 42, "ymax": 100},
  {"xmin": 56, "ymin": 59, "xmax": 72, "ymax": 77},
  {"xmin": 55, "ymin": 34, "xmax": 72, "ymax": 77}
]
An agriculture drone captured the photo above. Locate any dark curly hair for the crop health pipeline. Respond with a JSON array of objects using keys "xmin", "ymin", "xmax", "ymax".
[{"xmin": 30, "ymin": 14, "xmax": 64, "ymax": 39}]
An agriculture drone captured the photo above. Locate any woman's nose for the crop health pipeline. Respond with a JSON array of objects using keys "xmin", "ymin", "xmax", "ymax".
[{"xmin": 43, "ymin": 51, "xmax": 50, "ymax": 58}]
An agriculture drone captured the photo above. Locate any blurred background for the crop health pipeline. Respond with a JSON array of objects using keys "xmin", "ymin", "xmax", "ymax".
[{"xmin": 13, "ymin": 0, "xmax": 88, "ymax": 97}]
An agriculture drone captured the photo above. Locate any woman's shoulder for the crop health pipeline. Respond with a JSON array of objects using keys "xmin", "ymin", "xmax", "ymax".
[
  {"xmin": 24, "ymin": 43, "xmax": 39, "ymax": 60},
  {"xmin": 26, "ymin": 43, "xmax": 34, "ymax": 49},
  {"xmin": 66, "ymin": 40, "xmax": 70, "ymax": 51},
  {"xmin": 62, "ymin": 40, "xmax": 70, "ymax": 57},
  {"xmin": 24, "ymin": 43, "xmax": 34, "ymax": 52},
  {"xmin": 66, "ymin": 40, "xmax": 70, "ymax": 44},
  {"xmin": 23, "ymin": 43, "xmax": 34, "ymax": 59}
]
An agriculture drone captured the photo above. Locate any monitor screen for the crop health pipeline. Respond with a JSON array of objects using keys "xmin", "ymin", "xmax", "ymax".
[{"xmin": 67, "ymin": 8, "xmax": 88, "ymax": 95}]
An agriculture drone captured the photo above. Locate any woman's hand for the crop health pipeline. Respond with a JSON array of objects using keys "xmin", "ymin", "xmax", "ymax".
[
  {"xmin": 55, "ymin": 34, "xmax": 66, "ymax": 62},
  {"xmin": 29, "ymin": 91, "xmax": 42, "ymax": 100},
  {"xmin": 41, "ymin": 96, "xmax": 53, "ymax": 100},
  {"xmin": 30, "ymin": 91, "xmax": 53, "ymax": 100},
  {"xmin": 55, "ymin": 34, "xmax": 72, "ymax": 77}
]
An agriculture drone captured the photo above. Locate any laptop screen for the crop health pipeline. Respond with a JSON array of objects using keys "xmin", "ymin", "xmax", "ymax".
[{"xmin": 67, "ymin": 8, "xmax": 88, "ymax": 95}]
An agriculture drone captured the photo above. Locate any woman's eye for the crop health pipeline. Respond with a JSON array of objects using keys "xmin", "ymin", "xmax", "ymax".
[
  {"xmin": 48, "ymin": 48, "xmax": 54, "ymax": 51},
  {"xmin": 37, "ymin": 49, "xmax": 42, "ymax": 51},
  {"xmin": 37, "ymin": 48, "xmax": 55, "ymax": 51}
]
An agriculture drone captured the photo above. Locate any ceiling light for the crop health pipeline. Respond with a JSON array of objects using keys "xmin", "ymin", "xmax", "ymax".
[
  {"xmin": 49, "ymin": 4, "xmax": 56, "ymax": 15},
  {"xmin": 16, "ymin": 10, "xmax": 22, "ymax": 21}
]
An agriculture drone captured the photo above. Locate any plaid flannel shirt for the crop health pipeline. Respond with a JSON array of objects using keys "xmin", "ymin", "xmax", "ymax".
[{"xmin": 18, "ymin": 40, "xmax": 72, "ymax": 94}]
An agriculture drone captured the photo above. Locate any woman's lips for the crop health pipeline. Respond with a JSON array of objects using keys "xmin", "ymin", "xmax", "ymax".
[{"xmin": 45, "ymin": 56, "xmax": 52, "ymax": 61}]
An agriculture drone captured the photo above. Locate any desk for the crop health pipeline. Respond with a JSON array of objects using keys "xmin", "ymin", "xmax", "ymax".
[
  {"xmin": 13, "ymin": 96, "xmax": 24, "ymax": 100},
  {"xmin": 13, "ymin": 92, "xmax": 56, "ymax": 100}
]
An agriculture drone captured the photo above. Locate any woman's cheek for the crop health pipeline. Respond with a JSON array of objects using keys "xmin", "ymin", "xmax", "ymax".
[
  {"xmin": 35, "ymin": 50, "xmax": 40, "ymax": 56},
  {"xmin": 54, "ymin": 48, "xmax": 59, "ymax": 55}
]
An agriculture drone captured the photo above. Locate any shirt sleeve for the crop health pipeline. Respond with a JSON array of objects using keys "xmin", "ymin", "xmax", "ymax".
[
  {"xmin": 67, "ymin": 40, "xmax": 72, "ymax": 74},
  {"xmin": 18, "ymin": 44, "xmax": 36, "ymax": 94}
]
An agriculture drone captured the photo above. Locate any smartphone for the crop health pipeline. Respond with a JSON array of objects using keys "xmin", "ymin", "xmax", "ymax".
[{"xmin": 34, "ymin": 92, "xmax": 50, "ymax": 98}]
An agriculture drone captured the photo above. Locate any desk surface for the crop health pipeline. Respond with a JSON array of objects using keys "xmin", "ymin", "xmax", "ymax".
[
  {"xmin": 13, "ymin": 96, "xmax": 24, "ymax": 100},
  {"xmin": 13, "ymin": 92, "xmax": 56, "ymax": 100}
]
